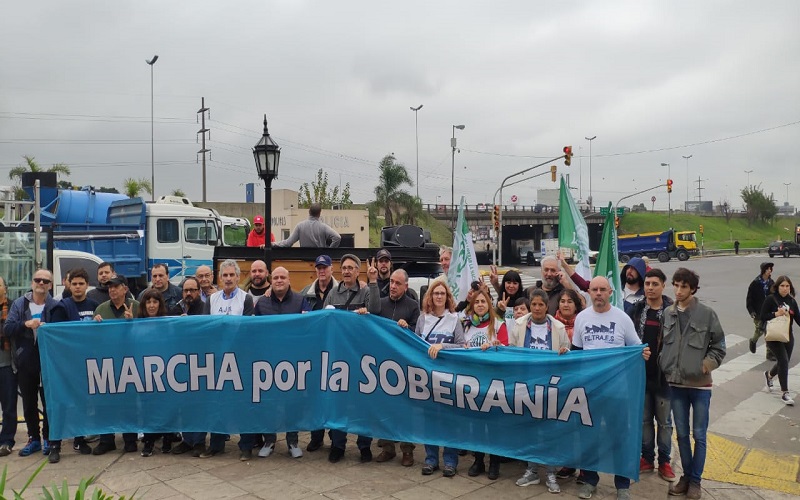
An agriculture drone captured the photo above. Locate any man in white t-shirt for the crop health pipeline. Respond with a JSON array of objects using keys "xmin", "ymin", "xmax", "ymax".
[{"xmin": 571, "ymin": 276, "xmax": 651, "ymax": 500}]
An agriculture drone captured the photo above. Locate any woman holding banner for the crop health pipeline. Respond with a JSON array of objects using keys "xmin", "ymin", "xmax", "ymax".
[
  {"xmin": 137, "ymin": 290, "xmax": 177, "ymax": 456},
  {"xmin": 417, "ymin": 279, "xmax": 465, "ymax": 478}
]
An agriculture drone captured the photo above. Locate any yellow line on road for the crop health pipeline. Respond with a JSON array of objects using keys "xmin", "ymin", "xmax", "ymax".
[{"xmin": 704, "ymin": 433, "xmax": 800, "ymax": 494}]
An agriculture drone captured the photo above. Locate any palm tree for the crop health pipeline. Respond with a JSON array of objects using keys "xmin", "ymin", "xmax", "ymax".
[
  {"xmin": 373, "ymin": 154, "xmax": 415, "ymax": 227},
  {"xmin": 8, "ymin": 155, "xmax": 71, "ymax": 200},
  {"xmin": 124, "ymin": 178, "xmax": 153, "ymax": 199},
  {"xmin": 171, "ymin": 188, "xmax": 186, "ymax": 197}
]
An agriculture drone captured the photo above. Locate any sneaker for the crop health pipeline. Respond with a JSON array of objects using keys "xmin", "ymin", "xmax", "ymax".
[
  {"xmin": 782, "ymin": 392, "xmax": 795, "ymax": 406},
  {"xmin": 288, "ymin": 444, "xmax": 303, "ymax": 458},
  {"xmin": 686, "ymin": 481, "xmax": 702, "ymax": 499},
  {"xmin": 141, "ymin": 443, "xmax": 154, "ymax": 457},
  {"xmin": 239, "ymin": 449, "xmax": 252, "ymax": 461},
  {"xmin": 48, "ymin": 447, "xmax": 60, "ymax": 464},
  {"xmin": 18, "ymin": 438, "xmax": 41, "ymax": 457},
  {"xmin": 576, "ymin": 470, "xmax": 586, "ymax": 485},
  {"xmin": 516, "ymin": 469, "xmax": 540, "ymax": 487},
  {"xmin": 92, "ymin": 442, "xmax": 117, "ymax": 456},
  {"xmin": 73, "ymin": 442, "xmax": 92, "ymax": 455},
  {"xmin": 578, "ymin": 483, "xmax": 596, "ymax": 499},
  {"xmin": 190, "ymin": 443, "xmax": 205, "ymax": 457},
  {"xmin": 257, "ymin": 443, "xmax": 275, "ymax": 458},
  {"xmin": 161, "ymin": 440, "xmax": 172, "ymax": 454},
  {"xmin": 171, "ymin": 441, "xmax": 193, "ymax": 455},
  {"xmin": 556, "ymin": 467, "xmax": 576, "ymax": 479},
  {"xmin": 328, "ymin": 447, "xmax": 345, "ymax": 463},
  {"xmin": 765, "ymin": 371, "xmax": 774, "ymax": 391},
  {"xmin": 640, "ymin": 457, "xmax": 655, "ymax": 473},
  {"xmin": 360, "ymin": 448, "xmax": 373, "ymax": 463},
  {"xmin": 306, "ymin": 439, "xmax": 323, "ymax": 452},
  {"xmin": 659, "ymin": 462, "xmax": 676, "ymax": 480},
  {"xmin": 0, "ymin": 444, "xmax": 12, "ymax": 457},
  {"xmin": 617, "ymin": 488, "xmax": 631, "ymax": 500},
  {"xmin": 42, "ymin": 440, "xmax": 51, "ymax": 456},
  {"xmin": 421, "ymin": 464, "xmax": 439, "ymax": 475},
  {"xmin": 546, "ymin": 473, "xmax": 561, "ymax": 493},
  {"xmin": 442, "ymin": 465, "xmax": 456, "ymax": 477},
  {"xmin": 748, "ymin": 338, "xmax": 756, "ymax": 353}
]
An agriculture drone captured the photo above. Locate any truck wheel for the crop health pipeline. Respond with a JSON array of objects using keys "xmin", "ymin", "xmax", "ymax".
[
  {"xmin": 784, "ymin": 250, "xmax": 790, "ymax": 258},
  {"xmin": 657, "ymin": 252, "xmax": 670, "ymax": 263},
  {"xmin": 620, "ymin": 254, "xmax": 631, "ymax": 263},
  {"xmin": 633, "ymin": 253, "xmax": 643, "ymax": 259},
  {"xmin": 677, "ymin": 250, "xmax": 689, "ymax": 261}
]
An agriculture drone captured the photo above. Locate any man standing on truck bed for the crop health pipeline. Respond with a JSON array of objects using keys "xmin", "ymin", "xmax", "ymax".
[
  {"xmin": 246, "ymin": 215, "xmax": 275, "ymax": 248},
  {"xmin": 274, "ymin": 203, "xmax": 341, "ymax": 248}
]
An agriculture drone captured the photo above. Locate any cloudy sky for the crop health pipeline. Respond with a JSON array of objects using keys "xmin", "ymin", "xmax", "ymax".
[{"xmin": 2, "ymin": 1, "xmax": 798, "ymax": 212}]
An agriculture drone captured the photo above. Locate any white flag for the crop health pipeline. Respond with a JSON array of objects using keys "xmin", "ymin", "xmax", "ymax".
[
  {"xmin": 447, "ymin": 196, "xmax": 480, "ymax": 302},
  {"xmin": 557, "ymin": 177, "xmax": 592, "ymax": 281}
]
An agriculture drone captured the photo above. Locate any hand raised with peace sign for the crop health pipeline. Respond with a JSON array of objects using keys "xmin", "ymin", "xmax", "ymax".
[
  {"xmin": 123, "ymin": 302, "xmax": 133, "ymax": 320},
  {"xmin": 497, "ymin": 292, "xmax": 511, "ymax": 311},
  {"xmin": 366, "ymin": 257, "xmax": 378, "ymax": 284}
]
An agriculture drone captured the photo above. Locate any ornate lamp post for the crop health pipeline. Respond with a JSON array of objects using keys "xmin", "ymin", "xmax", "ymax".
[{"xmin": 252, "ymin": 115, "xmax": 281, "ymax": 271}]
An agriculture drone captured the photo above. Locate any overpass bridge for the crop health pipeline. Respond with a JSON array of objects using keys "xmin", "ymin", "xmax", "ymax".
[{"xmin": 424, "ymin": 203, "xmax": 607, "ymax": 265}]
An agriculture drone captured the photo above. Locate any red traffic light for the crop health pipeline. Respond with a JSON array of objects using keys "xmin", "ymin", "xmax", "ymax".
[
  {"xmin": 666, "ymin": 179, "xmax": 673, "ymax": 193},
  {"xmin": 563, "ymin": 146, "xmax": 573, "ymax": 166}
]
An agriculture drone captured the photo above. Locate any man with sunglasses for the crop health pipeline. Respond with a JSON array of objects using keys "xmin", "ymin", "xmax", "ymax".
[{"xmin": 5, "ymin": 269, "xmax": 59, "ymax": 458}]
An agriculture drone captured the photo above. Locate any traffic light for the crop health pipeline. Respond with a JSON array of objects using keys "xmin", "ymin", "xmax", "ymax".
[
  {"xmin": 666, "ymin": 179, "xmax": 673, "ymax": 193},
  {"xmin": 615, "ymin": 215, "xmax": 620, "ymax": 229},
  {"xmin": 492, "ymin": 205, "xmax": 500, "ymax": 230},
  {"xmin": 550, "ymin": 165, "xmax": 557, "ymax": 182},
  {"xmin": 563, "ymin": 146, "xmax": 573, "ymax": 166},
  {"xmin": 699, "ymin": 224, "xmax": 704, "ymax": 234}
]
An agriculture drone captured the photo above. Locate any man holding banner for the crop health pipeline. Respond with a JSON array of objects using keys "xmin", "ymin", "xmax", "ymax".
[{"xmin": 572, "ymin": 276, "xmax": 651, "ymax": 500}]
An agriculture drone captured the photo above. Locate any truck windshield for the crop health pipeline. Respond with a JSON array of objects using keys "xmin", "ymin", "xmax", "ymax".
[{"xmin": 678, "ymin": 233, "xmax": 696, "ymax": 243}]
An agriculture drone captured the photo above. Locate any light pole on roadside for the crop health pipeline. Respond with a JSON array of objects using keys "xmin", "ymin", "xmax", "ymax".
[
  {"xmin": 682, "ymin": 154, "xmax": 692, "ymax": 208},
  {"xmin": 146, "ymin": 55, "xmax": 158, "ymax": 202},
  {"xmin": 784, "ymin": 182, "xmax": 791, "ymax": 203},
  {"xmin": 410, "ymin": 105, "xmax": 423, "ymax": 199},
  {"xmin": 451, "ymin": 124, "xmax": 465, "ymax": 230},
  {"xmin": 585, "ymin": 135, "xmax": 596, "ymax": 206},
  {"xmin": 661, "ymin": 162, "xmax": 671, "ymax": 222},
  {"xmin": 744, "ymin": 169, "xmax": 754, "ymax": 187},
  {"xmin": 252, "ymin": 115, "xmax": 281, "ymax": 272}
]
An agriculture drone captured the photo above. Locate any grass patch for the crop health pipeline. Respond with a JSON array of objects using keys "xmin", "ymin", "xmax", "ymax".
[{"xmin": 618, "ymin": 212, "xmax": 800, "ymax": 250}]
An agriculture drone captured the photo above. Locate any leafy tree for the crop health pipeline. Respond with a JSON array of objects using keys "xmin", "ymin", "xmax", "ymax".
[
  {"xmin": 8, "ymin": 155, "xmax": 71, "ymax": 200},
  {"xmin": 96, "ymin": 186, "xmax": 120, "ymax": 194},
  {"xmin": 299, "ymin": 169, "xmax": 352, "ymax": 209},
  {"xmin": 741, "ymin": 184, "xmax": 778, "ymax": 225},
  {"xmin": 373, "ymin": 154, "xmax": 415, "ymax": 226},
  {"xmin": 171, "ymin": 188, "xmax": 186, "ymax": 197},
  {"xmin": 123, "ymin": 178, "xmax": 153, "ymax": 199}
]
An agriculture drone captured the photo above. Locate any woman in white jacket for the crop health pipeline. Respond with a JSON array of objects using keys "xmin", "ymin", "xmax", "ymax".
[{"xmin": 510, "ymin": 289, "xmax": 570, "ymax": 493}]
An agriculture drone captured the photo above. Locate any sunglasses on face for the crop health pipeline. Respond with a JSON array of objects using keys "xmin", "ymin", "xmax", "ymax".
[{"xmin": 33, "ymin": 278, "xmax": 52, "ymax": 284}]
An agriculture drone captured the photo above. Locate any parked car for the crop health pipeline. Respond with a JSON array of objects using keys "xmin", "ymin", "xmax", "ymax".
[{"xmin": 768, "ymin": 240, "xmax": 800, "ymax": 258}]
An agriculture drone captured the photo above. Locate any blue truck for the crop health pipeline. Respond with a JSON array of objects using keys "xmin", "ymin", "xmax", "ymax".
[{"xmin": 617, "ymin": 229, "xmax": 698, "ymax": 263}]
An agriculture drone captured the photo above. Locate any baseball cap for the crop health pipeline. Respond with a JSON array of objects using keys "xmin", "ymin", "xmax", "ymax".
[
  {"xmin": 376, "ymin": 249, "xmax": 392, "ymax": 261},
  {"xmin": 254, "ymin": 215, "xmax": 264, "ymax": 224},
  {"xmin": 107, "ymin": 275, "xmax": 127, "ymax": 286},
  {"xmin": 760, "ymin": 262, "xmax": 774, "ymax": 274},
  {"xmin": 315, "ymin": 255, "xmax": 332, "ymax": 267}
]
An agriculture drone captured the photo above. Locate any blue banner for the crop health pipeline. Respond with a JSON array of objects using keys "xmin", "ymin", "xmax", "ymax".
[{"xmin": 39, "ymin": 310, "xmax": 644, "ymax": 479}]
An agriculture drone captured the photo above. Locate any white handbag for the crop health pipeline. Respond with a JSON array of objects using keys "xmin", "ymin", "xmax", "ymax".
[{"xmin": 765, "ymin": 314, "xmax": 790, "ymax": 343}]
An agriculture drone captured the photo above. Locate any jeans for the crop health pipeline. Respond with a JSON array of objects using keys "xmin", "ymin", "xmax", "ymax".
[
  {"xmin": 179, "ymin": 432, "xmax": 225, "ymax": 452},
  {"xmin": 581, "ymin": 470, "xmax": 630, "ymax": 489},
  {"xmin": 766, "ymin": 336, "xmax": 794, "ymax": 392},
  {"xmin": 424, "ymin": 444, "xmax": 458, "ymax": 468},
  {"xmin": 17, "ymin": 369, "xmax": 47, "ymax": 441},
  {"xmin": 329, "ymin": 429, "xmax": 371, "ymax": 451},
  {"xmin": 0, "ymin": 366, "xmax": 17, "ymax": 447},
  {"xmin": 642, "ymin": 387, "xmax": 673, "ymax": 465},
  {"xmin": 670, "ymin": 386, "xmax": 712, "ymax": 484}
]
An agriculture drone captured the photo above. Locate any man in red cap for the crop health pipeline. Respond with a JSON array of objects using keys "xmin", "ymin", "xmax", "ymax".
[{"xmin": 246, "ymin": 215, "xmax": 275, "ymax": 248}]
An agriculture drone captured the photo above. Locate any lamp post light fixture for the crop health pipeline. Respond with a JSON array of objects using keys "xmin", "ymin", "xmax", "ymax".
[
  {"xmin": 451, "ymin": 124, "xmax": 465, "ymax": 230},
  {"xmin": 661, "ymin": 162, "xmax": 671, "ymax": 222},
  {"xmin": 585, "ymin": 135, "xmax": 596, "ymax": 206},
  {"xmin": 784, "ymin": 182, "xmax": 791, "ymax": 203},
  {"xmin": 744, "ymin": 169, "xmax": 754, "ymax": 187},
  {"xmin": 145, "ymin": 55, "xmax": 158, "ymax": 202},
  {"xmin": 682, "ymin": 154, "xmax": 692, "ymax": 207},
  {"xmin": 410, "ymin": 105, "xmax": 423, "ymax": 199},
  {"xmin": 252, "ymin": 115, "xmax": 281, "ymax": 271}
]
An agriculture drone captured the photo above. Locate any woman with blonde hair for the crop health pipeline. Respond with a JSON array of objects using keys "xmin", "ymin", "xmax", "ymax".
[{"xmin": 416, "ymin": 279, "xmax": 466, "ymax": 477}]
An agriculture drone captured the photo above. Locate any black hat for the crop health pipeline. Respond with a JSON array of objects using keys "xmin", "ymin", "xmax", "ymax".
[
  {"xmin": 376, "ymin": 249, "xmax": 392, "ymax": 261},
  {"xmin": 107, "ymin": 275, "xmax": 127, "ymax": 286},
  {"xmin": 760, "ymin": 262, "xmax": 774, "ymax": 274}
]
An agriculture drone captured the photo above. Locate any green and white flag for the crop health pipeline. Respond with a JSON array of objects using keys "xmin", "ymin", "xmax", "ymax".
[
  {"xmin": 593, "ymin": 202, "xmax": 624, "ymax": 310},
  {"xmin": 558, "ymin": 177, "xmax": 592, "ymax": 281},
  {"xmin": 448, "ymin": 196, "xmax": 480, "ymax": 302}
]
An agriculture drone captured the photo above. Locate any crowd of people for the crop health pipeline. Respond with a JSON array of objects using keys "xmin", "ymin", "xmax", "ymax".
[{"xmin": 1, "ymin": 246, "xmax": 794, "ymax": 500}]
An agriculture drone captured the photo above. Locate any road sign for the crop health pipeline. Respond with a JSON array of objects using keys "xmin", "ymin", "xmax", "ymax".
[
  {"xmin": 510, "ymin": 194, "xmax": 518, "ymax": 204},
  {"xmin": 651, "ymin": 196, "xmax": 656, "ymax": 202},
  {"xmin": 600, "ymin": 207, "xmax": 609, "ymax": 216},
  {"xmin": 616, "ymin": 208, "xmax": 625, "ymax": 216}
]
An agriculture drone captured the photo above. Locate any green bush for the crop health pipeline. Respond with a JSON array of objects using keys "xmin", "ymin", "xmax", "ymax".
[{"xmin": 0, "ymin": 461, "xmax": 138, "ymax": 500}]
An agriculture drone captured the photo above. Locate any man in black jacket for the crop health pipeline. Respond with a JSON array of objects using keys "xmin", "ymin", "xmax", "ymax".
[
  {"xmin": 746, "ymin": 262, "xmax": 775, "ymax": 360},
  {"xmin": 375, "ymin": 249, "xmax": 418, "ymax": 301},
  {"xmin": 168, "ymin": 277, "xmax": 205, "ymax": 316}
]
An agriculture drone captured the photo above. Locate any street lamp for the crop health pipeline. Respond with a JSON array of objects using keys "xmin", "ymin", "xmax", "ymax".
[
  {"xmin": 661, "ymin": 162, "xmax": 671, "ymax": 222},
  {"xmin": 744, "ymin": 169, "xmax": 754, "ymax": 186},
  {"xmin": 410, "ymin": 105, "xmax": 423, "ymax": 199},
  {"xmin": 145, "ymin": 55, "xmax": 158, "ymax": 202},
  {"xmin": 253, "ymin": 115, "xmax": 281, "ymax": 271},
  {"xmin": 682, "ymin": 154, "xmax": 692, "ymax": 208},
  {"xmin": 585, "ymin": 135, "xmax": 596, "ymax": 206},
  {"xmin": 784, "ymin": 182, "xmax": 791, "ymax": 203},
  {"xmin": 451, "ymin": 124, "xmax": 465, "ymax": 229}
]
